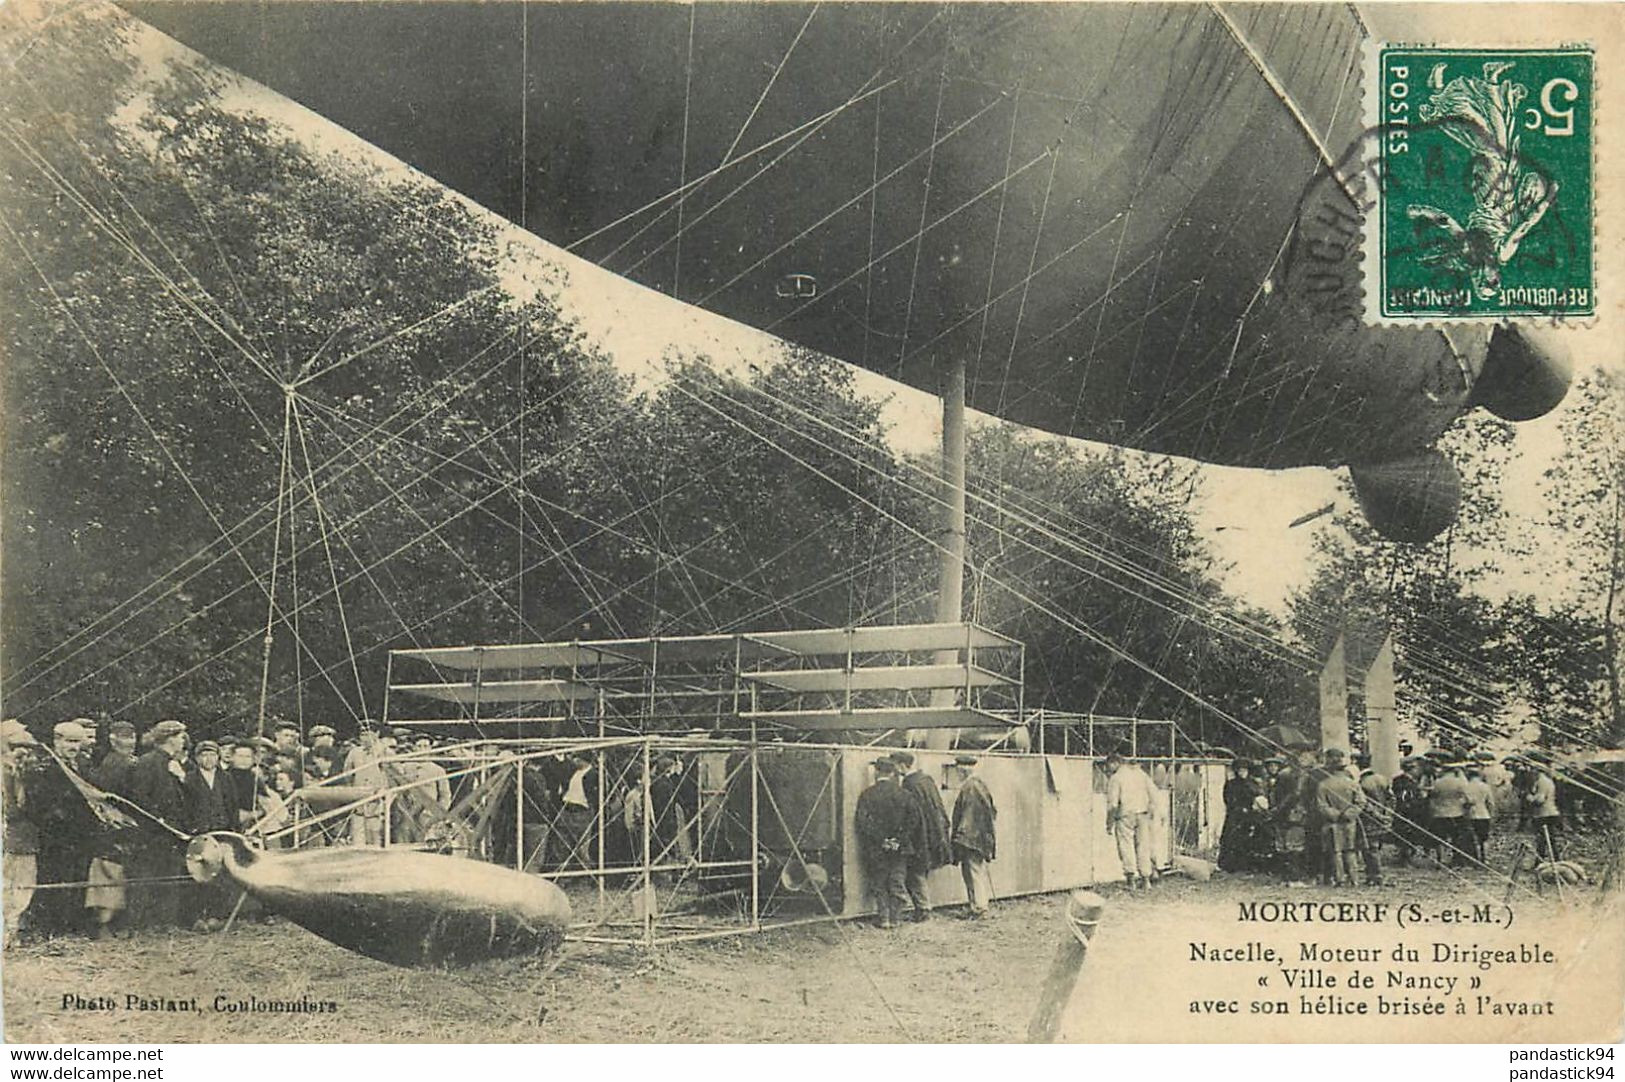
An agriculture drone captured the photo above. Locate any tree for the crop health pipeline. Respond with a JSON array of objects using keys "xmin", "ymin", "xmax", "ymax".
[
  {"xmin": 0, "ymin": 7, "xmax": 613, "ymax": 732},
  {"xmin": 1534, "ymin": 370, "xmax": 1623, "ymax": 746}
]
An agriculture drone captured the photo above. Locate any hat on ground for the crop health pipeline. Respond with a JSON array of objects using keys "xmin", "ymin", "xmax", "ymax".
[
  {"xmin": 954, "ymin": 754, "xmax": 978, "ymax": 766},
  {"xmin": 53, "ymin": 720, "xmax": 93, "ymax": 741},
  {"xmin": 194, "ymin": 740, "xmax": 220, "ymax": 755},
  {"xmin": 889, "ymin": 750, "xmax": 915, "ymax": 767},
  {"xmin": 309, "ymin": 725, "xmax": 336, "ymax": 739},
  {"xmin": 149, "ymin": 720, "xmax": 188, "ymax": 743},
  {"xmin": 2, "ymin": 719, "xmax": 38, "ymax": 748}
]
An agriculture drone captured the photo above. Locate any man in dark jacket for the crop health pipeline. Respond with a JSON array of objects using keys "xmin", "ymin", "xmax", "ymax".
[
  {"xmin": 27, "ymin": 720, "xmax": 98, "ymax": 936},
  {"xmin": 224, "ymin": 741, "xmax": 262, "ymax": 830},
  {"xmin": 890, "ymin": 750, "xmax": 951, "ymax": 921},
  {"xmin": 92, "ymin": 722, "xmax": 138, "ymax": 798},
  {"xmin": 183, "ymin": 741, "xmax": 237, "ymax": 835},
  {"xmin": 950, "ymin": 755, "xmax": 997, "ymax": 918},
  {"xmin": 853, "ymin": 759, "xmax": 920, "ymax": 929},
  {"xmin": 126, "ymin": 720, "xmax": 189, "ymax": 928},
  {"xmin": 84, "ymin": 721, "xmax": 139, "ymax": 939},
  {"xmin": 181, "ymin": 740, "xmax": 238, "ymax": 927}
]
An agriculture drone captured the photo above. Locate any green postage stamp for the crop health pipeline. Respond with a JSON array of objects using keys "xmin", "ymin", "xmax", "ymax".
[{"xmin": 1365, "ymin": 45, "xmax": 1595, "ymax": 322}]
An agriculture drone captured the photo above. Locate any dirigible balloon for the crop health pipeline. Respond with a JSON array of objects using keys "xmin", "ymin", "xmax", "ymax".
[{"xmin": 122, "ymin": 2, "xmax": 1573, "ymax": 541}]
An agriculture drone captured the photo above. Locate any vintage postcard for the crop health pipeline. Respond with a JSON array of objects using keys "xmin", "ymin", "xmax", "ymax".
[{"xmin": 1, "ymin": 0, "xmax": 1622, "ymax": 1049}]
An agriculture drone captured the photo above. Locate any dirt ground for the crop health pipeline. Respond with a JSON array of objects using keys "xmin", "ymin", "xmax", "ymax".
[{"xmin": 4, "ymin": 833, "xmax": 1621, "ymax": 1044}]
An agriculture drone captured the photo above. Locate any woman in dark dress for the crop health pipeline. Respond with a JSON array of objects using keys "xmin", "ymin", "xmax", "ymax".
[{"xmin": 1218, "ymin": 760, "xmax": 1271, "ymax": 872}]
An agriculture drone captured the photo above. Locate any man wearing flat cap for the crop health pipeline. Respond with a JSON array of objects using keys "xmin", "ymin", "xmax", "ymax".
[
  {"xmin": 26, "ymin": 720, "xmax": 100, "ymax": 935},
  {"xmin": 92, "ymin": 722, "xmax": 138, "ymax": 800},
  {"xmin": 305, "ymin": 726, "xmax": 339, "ymax": 784},
  {"xmin": 889, "ymin": 751, "xmax": 951, "ymax": 920},
  {"xmin": 180, "ymin": 740, "xmax": 236, "ymax": 927},
  {"xmin": 127, "ymin": 720, "xmax": 189, "ymax": 927},
  {"xmin": 184, "ymin": 741, "xmax": 236, "ymax": 836},
  {"xmin": 853, "ymin": 758, "xmax": 921, "ymax": 929},
  {"xmin": 950, "ymin": 755, "xmax": 997, "ymax": 917}
]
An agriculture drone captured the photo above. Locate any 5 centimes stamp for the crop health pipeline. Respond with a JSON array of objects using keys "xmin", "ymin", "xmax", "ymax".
[{"xmin": 1366, "ymin": 45, "xmax": 1595, "ymax": 322}]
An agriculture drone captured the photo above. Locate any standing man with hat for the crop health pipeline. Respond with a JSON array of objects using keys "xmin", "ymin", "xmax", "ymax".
[
  {"xmin": 2, "ymin": 720, "xmax": 42, "ymax": 946},
  {"xmin": 130, "ymin": 721, "xmax": 189, "ymax": 832},
  {"xmin": 950, "ymin": 754, "xmax": 997, "ymax": 917},
  {"xmin": 28, "ymin": 720, "xmax": 98, "ymax": 935},
  {"xmin": 1519, "ymin": 756, "xmax": 1564, "ymax": 862},
  {"xmin": 1391, "ymin": 756, "xmax": 1431, "ymax": 865},
  {"xmin": 305, "ymin": 726, "xmax": 340, "ymax": 783},
  {"xmin": 92, "ymin": 722, "xmax": 139, "ymax": 799},
  {"xmin": 344, "ymin": 724, "xmax": 390, "ymax": 847},
  {"xmin": 853, "ymin": 758, "xmax": 920, "ymax": 929},
  {"xmin": 889, "ymin": 750, "xmax": 951, "ymax": 921},
  {"xmin": 1428, "ymin": 758, "xmax": 1474, "ymax": 866},
  {"xmin": 184, "ymin": 741, "xmax": 237, "ymax": 836},
  {"xmin": 127, "ymin": 720, "xmax": 189, "ymax": 927},
  {"xmin": 1313, "ymin": 748, "xmax": 1366, "ymax": 887},
  {"xmin": 1105, "ymin": 750, "xmax": 1159, "ymax": 889},
  {"xmin": 1353, "ymin": 752, "xmax": 1390, "ymax": 886}
]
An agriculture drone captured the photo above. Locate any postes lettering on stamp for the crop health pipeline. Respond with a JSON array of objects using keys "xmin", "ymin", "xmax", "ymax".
[{"xmin": 1365, "ymin": 45, "xmax": 1594, "ymax": 322}]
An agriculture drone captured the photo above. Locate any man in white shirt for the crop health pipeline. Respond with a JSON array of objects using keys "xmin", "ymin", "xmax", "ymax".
[
  {"xmin": 344, "ymin": 725, "xmax": 388, "ymax": 846},
  {"xmin": 1105, "ymin": 751, "xmax": 1159, "ymax": 889},
  {"xmin": 556, "ymin": 754, "xmax": 596, "ymax": 871}
]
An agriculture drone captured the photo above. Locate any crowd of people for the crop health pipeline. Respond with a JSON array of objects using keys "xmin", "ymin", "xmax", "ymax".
[
  {"xmin": 1216, "ymin": 741, "xmax": 1577, "ymax": 886},
  {"xmin": 0, "ymin": 714, "xmax": 460, "ymax": 945},
  {"xmin": 3, "ymin": 712, "xmax": 1605, "ymax": 949}
]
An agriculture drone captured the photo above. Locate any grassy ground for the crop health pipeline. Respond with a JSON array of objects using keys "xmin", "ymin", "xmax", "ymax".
[{"xmin": 4, "ymin": 833, "xmax": 1620, "ymax": 1043}]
